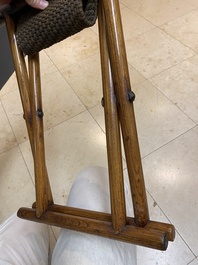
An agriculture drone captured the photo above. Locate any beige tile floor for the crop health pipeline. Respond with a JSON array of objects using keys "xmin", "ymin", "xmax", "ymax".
[{"xmin": 1, "ymin": 0, "xmax": 198, "ymax": 264}]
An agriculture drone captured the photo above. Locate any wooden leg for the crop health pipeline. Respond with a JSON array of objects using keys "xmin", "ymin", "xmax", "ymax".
[
  {"xmin": 101, "ymin": 0, "xmax": 149, "ymax": 227},
  {"xmin": 98, "ymin": 1, "xmax": 126, "ymax": 233},
  {"xmin": 4, "ymin": 14, "xmax": 34, "ymax": 148},
  {"xmin": 4, "ymin": 14, "xmax": 53, "ymax": 217},
  {"xmin": 28, "ymin": 54, "xmax": 53, "ymax": 216}
]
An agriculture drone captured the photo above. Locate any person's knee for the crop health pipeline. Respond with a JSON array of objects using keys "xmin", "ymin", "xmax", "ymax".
[{"xmin": 52, "ymin": 166, "xmax": 137, "ymax": 265}]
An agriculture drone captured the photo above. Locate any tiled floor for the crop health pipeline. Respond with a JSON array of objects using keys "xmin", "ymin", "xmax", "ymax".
[{"xmin": 1, "ymin": 0, "xmax": 198, "ymax": 264}]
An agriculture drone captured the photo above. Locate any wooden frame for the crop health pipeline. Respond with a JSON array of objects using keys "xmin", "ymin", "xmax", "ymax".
[{"xmin": 3, "ymin": 0, "xmax": 175, "ymax": 251}]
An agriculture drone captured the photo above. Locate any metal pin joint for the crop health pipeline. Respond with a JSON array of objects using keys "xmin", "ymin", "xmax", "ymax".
[
  {"xmin": 101, "ymin": 97, "xmax": 104, "ymax": 107},
  {"xmin": 36, "ymin": 109, "xmax": 44, "ymax": 118},
  {"xmin": 128, "ymin": 91, "xmax": 135, "ymax": 102}
]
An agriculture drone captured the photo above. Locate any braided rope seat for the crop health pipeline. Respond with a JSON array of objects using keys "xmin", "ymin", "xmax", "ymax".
[{"xmin": 15, "ymin": 0, "xmax": 98, "ymax": 55}]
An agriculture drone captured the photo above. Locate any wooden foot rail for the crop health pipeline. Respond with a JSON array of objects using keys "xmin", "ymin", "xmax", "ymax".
[
  {"xmin": 18, "ymin": 206, "xmax": 174, "ymax": 250},
  {"xmin": 2, "ymin": 0, "xmax": 175, "ymax": 251}
]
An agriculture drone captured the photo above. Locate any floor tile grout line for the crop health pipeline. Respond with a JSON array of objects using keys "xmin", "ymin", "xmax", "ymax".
[
  {"xmin": 88, "ymin": 106, "xmax": 105, "ymax": 133},
  {"xmin": 156, "ymin": 13, "xmax": 198, "ymax": 54},
  {"xmin": 1, "ymin": 100, "xmax": 105, "ymax": 155},
  {"xmin": 0, "ymin": 97, "xmax": 18, "ymax": 153},
  {"xmin": 146, "ymin": 189, "xmax": 197, "ymax": 259},
  {"xmin": 88, "ymin": 104, "xmax": 133, "ymax": 164},
  {"xmin": 124, "ymin": 26, "xmax": 157, "ymax": 44},
  {"xmin": 19, "ymin": 108, "xmax": 89, "ymax": 148},
  {"xmin": 1, "ymin": 52, "xmax": 100, "ymax": 148},
  {"xmin": 18, "ymin": 142, "xmax": 35, "ymax": 187},
  {"xmin": 43, "ymin": 48, "xmax": 100, "ymax": 74},
  {"xmin": 0, "ymin": 52, "xmax": 104, "ymax": 152},
  {"xmin": 183, "ymin": 0, "xmax": 198, "ymax": 9},
  {"xmin": 120, "ymin": 0, "xmax": 198, "ymax": 27},
  {"xmin": 156, "ymin": 28, "xmax": 197, "ymax": 54},
  {"xmin": 0, "ymin": 96, "xmax": 35, "ymax": 193},
  {"xmin": 44, "ymin": 28, "xmax": 100, "ymax": 72},
  {"xmin": 124, "ymin": 28, "xmax": 197, "ymax": 81},
  {"xmin": 156, "ymin": 7, "xmax": 198, "ymax": 27},
  {"xmin": 147, "ymin": 53, "xmax": 198, "ymax": 82},
  {"xmin": 0, "ymin": 74, "xmax": 18, "ymax": 100},
  {"xmin": 188, "ymin": 257, "xmax": 198, "ymax": 265},
  {"xmin": 131, "ymin": 77, "xmax": 197, "ymax": 160},
  {"xmin": 119, "ymin": 2, "xmax": 158, "ymax": 30},
  {"xmin": 147, "ymin": 67, "xmax": 198, "ymax": 126},
  {"xmin": 42, "ymin": 50, "xmax": 61, "ymax": 74},
  {"xmin": 141, "ymin": 124, "xmax": 198, "ymax": 160},
  {"xmin": 59, "ymin": 52, "xmax": 103, "ymax": 112},
  {"xmin": 127, "ymin": 61, "xmax": 150, "ymax": 87},
  {"xmin": 119, "ymin": 1, "xmax": 158, "ymax": 28}
]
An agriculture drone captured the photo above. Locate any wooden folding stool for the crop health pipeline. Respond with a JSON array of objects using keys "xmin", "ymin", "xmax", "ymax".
[{"xmin": 1, "ymin": 0, "xmax": 175, "ymax": 251}]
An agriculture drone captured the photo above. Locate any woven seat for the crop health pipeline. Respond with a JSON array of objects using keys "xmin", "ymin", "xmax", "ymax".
[{"xmin": 16, "ymin": 0, "xmax": 98, "ymax": 55}]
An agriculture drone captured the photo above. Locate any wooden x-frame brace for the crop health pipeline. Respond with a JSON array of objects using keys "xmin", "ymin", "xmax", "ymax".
[{"xmin": 3, "ymin": 0, "xmax": 175, "ymax": 251}]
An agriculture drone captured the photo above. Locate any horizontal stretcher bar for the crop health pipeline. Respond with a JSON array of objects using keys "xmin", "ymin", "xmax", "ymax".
[{"xmin": 18, "ymin": 205, "xmax": 175, "ymax": 250}]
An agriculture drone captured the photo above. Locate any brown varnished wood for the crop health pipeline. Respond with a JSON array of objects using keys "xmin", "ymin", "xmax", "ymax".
[
  {"xmin": 28, "ymin": 54, "xmax": 53, "ymax": 216},
  {"xmin": 4, "ymin": 14, "xmax": 34, "ymax": 149},
  {"xmin": 101, "ymin": 0, "xmax": 149, "ymax": 227},
  {"xmin": 31, "ymin": 202, "xmax": 175, "ymax": 242},
  {"xmin": 3, "ymin": 0, "xmax": 175, "ymax": 251},
  {"xmin": 4, "ymin": 14, "xmax": 53, "ymax": 217},
  {"xmin": 18, "ymin": 207, "xmax": 169, "ymax": 250},
  {"xmin": 98, "ymin": 2, "xmax": 126, "ymax": 233}
]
